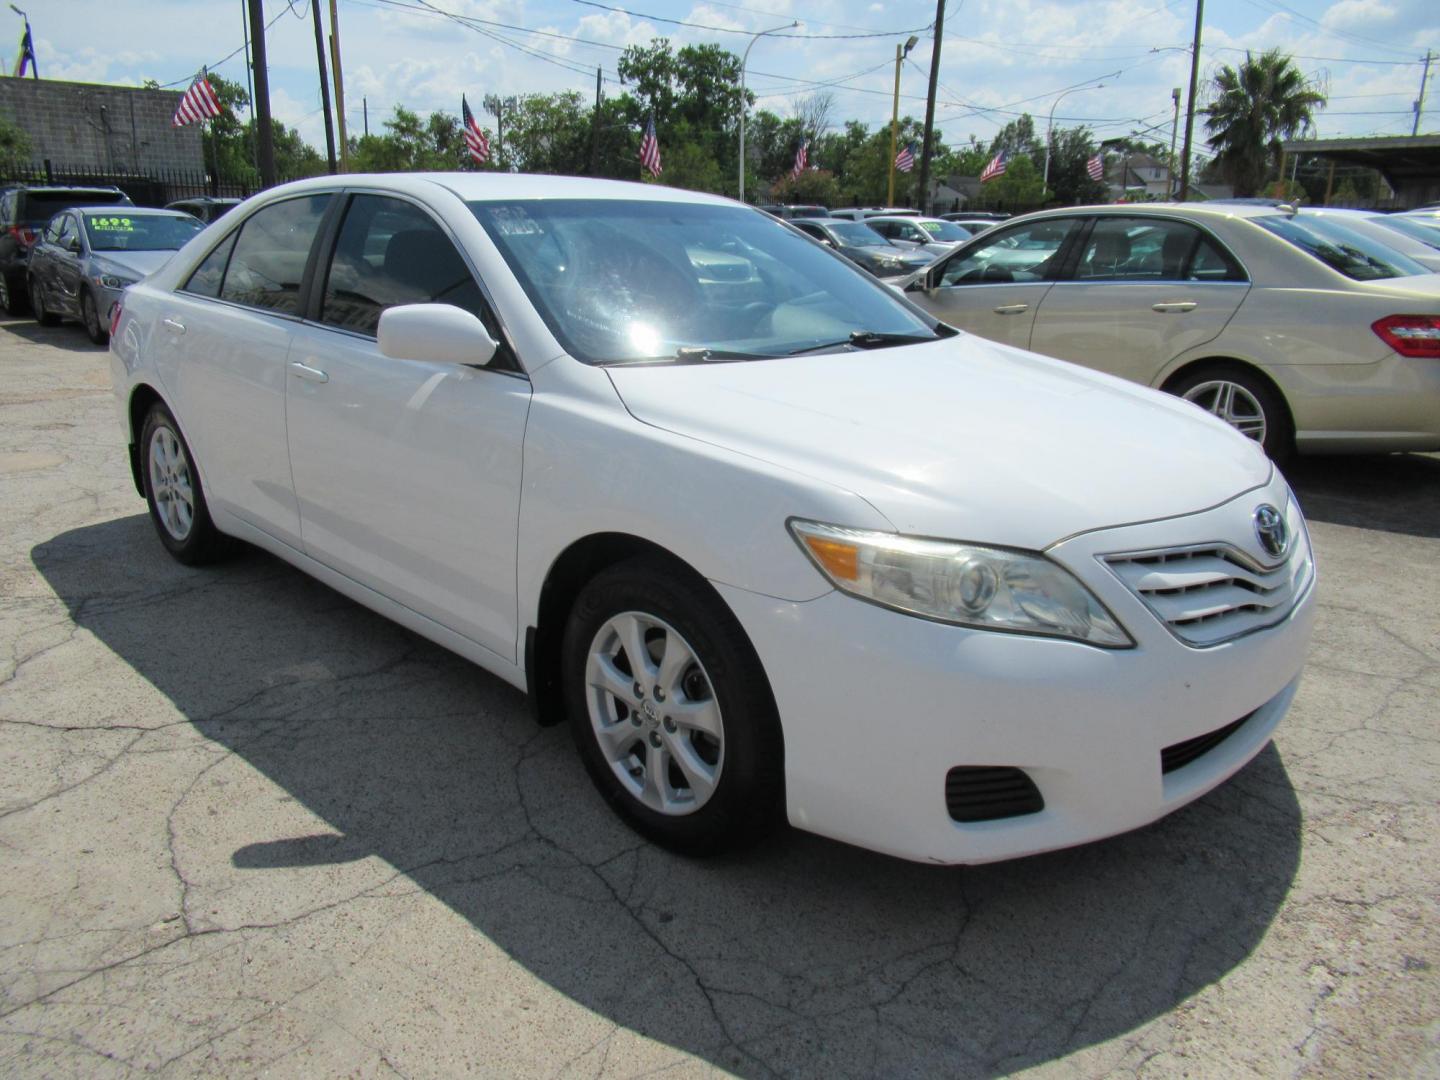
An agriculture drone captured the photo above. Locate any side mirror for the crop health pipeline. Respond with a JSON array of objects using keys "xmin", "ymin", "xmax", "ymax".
[
  {"xmin": 821, "ymin": 237, "xmax": 835, "ymax": 247},
  {"xmin": 67, "ymin": 238, "xmax": 82, "ymax": 254},
  {"xmin": 377, "ymin": 303, "xmax": 499, "ymax": 367}
]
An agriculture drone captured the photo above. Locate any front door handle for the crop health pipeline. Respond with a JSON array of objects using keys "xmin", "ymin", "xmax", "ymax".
[
  {"xmin": 289, "ymin": 361, "xmax": 329, "ymax": 384},
  {"xmin": 162, "ymin": 317, "xmax": 186, "ymax": 335},
  {"xmin": 1152, "ymin": 301, "xmax": 1197, "ymax": 313},
  {"xmin": 993, "ymin": 303, "xmax": 1029, "ymax": 314}
]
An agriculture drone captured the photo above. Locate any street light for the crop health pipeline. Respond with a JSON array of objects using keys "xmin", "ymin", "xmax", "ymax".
[
  {"xmin": 1042, "ymin": 74, "xmax": 1118, "ymax": 187},
  {"xmin": 1168, "ymin": 87, "xmax": 1182, "ymax": 197},
  {"xmin": 887, "ymin": 35, "xmax": 920, "ymax": 206},
  {"xmin": 738, "ymin": 20, "xmax": 798, "ymax": 204}
]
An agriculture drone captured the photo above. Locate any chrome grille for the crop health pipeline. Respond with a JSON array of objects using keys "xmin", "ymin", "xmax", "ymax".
[{"xmin": 1103, "ymin": 539, "xmax": 1311, "ymax": 647}]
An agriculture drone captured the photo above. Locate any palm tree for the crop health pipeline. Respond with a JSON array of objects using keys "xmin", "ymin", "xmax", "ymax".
[{"xmin": 1204, "ymin": 50, "xmax": 1326, "ymax": 197}]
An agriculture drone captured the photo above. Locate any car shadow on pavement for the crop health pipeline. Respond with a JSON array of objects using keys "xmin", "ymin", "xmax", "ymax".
[
  {"xmin": 32, "ymin": 515, "xmax": 1302, "ymax": 1077},
  {"xmin": 1286, "ymin": 452, "xmax": 1440, "ymax": 540},
  {"xmin": 1, "ymin": 317, "xmax": 104, "ymax": 353}
]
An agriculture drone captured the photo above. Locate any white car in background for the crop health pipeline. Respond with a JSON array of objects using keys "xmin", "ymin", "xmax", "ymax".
[
  {"xmin": 110, "ymin": 174, "xmax": 1315, "ymax": 865},
  {"xmin": 901, "ymin": 203, "xmax": 1440, "ymax": 460}
]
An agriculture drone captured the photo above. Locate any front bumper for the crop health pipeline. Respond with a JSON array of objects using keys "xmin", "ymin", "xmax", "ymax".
[{"xmin": 717, "ymin": 475, "xmax": 1316, "ymax": 865}]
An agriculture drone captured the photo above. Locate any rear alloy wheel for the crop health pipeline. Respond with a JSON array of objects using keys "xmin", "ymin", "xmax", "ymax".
[
  {"xmin": 562, "ymin": 557, "xmax": 783, "ymax": 854},
  {"xmin": 29, "ymin": 278, "xmax": 59, "ymax": 327},
  {"xmin": 1170, "ymin": 364, "xmax": 1293, "ymax": 463},
  {"xmin": 140, "ymin": 403, "xmax": 235, "ymax": 565},
  {"xmin": 81, "ymin": 290, "xmax": 109, "ymax": 345}
]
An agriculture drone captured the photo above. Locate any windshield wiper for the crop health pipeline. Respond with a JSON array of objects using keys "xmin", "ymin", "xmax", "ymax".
[
  {"xmin": 787, "ymin": 330, "xmax": 940, "ymax": 355},
  {"xmin": 674, "ymin": 346, "xmax": 774, "ymax": 362}
]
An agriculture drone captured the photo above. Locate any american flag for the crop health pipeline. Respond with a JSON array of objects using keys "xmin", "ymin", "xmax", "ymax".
[
  {"xmin": 172, "ymin": 69, "xmax": 222, "ymax": 128},
  {"xmin": 1086, "ymin": 153, "xmax": 1105, "ymax": 181},
  {"xmin": 462, "ymin": 95, "xmax": 490, "ymax": 164},
  {"xmin": 639, "ymin": 115, "xmax": 662, "ymax": 177},
  {"xmin": 894, "ymin": 141, "xmax": 916, "ymax": 173},
  {"xmin": 791, "ymin": 139, "xmax": 809, "ymax": 178},
  {"xmin": 979, "ymin": 150, "xmax": 1008, "ymax": 184}
]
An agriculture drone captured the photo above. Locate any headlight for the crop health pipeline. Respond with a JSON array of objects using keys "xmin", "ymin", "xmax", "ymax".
[
  {"xmin": 96, "ymin": 274, "xmax": 137, "ymax": 289},
  {"xmin": 789, "ymin": 519, "xmax": 1132, "ymax": 647}
]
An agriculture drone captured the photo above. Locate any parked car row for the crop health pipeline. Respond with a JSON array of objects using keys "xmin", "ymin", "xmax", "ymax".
[{"xmin": 0, "ymin": 182, "xmax": 235, "ymax": 342}]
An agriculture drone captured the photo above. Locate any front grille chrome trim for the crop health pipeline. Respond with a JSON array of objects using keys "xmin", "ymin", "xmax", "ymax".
[{"xmin": 1101, "ymin": 540, "xmax": 1312, "ymax": 648}]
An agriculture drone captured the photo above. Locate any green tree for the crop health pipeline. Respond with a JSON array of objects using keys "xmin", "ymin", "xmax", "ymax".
[
  {"xmin": 1204, "ymin": 49, "xmax": 1326, "ymax": 197},
  {"xmin": 0, "ymin": 110, "xmax": 31, "ymax": 174},
  {"xmin": 1045, "ymin": 126, "xmax": 1107, "ymax": 205},
  {"xmin": 768, "ymin": 168, "xmax": 842, "ymax": 206},
  {"xmin": 970, "ymin": 153, "xmax": 1047, "ymax": 211},
  {"xmin": 349, "ymin": 107, "xmax": 462, "ymax": 172},
  {"xmin": 988, "ymin": 114, "xmax": 1043, "ymax": 167}
]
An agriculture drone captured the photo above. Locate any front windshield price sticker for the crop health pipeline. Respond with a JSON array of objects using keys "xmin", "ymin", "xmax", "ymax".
[{"xmin": 91, "ymin": 217, "xmax": 135, "ymax": 232}]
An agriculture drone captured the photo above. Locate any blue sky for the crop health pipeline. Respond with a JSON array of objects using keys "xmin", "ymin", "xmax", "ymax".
[{"xmin": 18, "ymin": 0, "xmax": 1440, "ymax": 155}]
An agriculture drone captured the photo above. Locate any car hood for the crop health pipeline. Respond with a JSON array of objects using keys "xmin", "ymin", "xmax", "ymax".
[
  {"xmin": 607, "ymin": 335, "xmax": 1271, "ymax": 550},
  {"xmin": 91, "ymin": 250, "xmax": 175, "ymax": 280}
]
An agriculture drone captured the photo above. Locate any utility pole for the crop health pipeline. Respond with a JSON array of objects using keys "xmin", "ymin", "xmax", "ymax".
[
  {"xmin": 888, "ymin": 36, "xmax": 918, "ymax": 206},
  {"xmin": 241, "ymin": 1, "xmax": 258, "ymax": 176},
  {"xmin": 589, "ymin": 66, "xmax": 602, "ymax": 176},
  {"xmin": 915, "ymin": 0, "xmax": 944, "ymax": 213},
  {"xmin": 363, "ymin": 98, "xmax": 368, "ymax": 137},
  {"xmin": 1168, "ymin": 86, "xmax": 1181, "ymax": 197},
  {"xmin": 1178, "ymin": 0, "xmax": 1204, "ymax": 202},
  {"xmin": 309, "ymin": 0, "xmax": 337, "ymax": 173},
  {"xmin": 245, "ymin": 0, "xmax": 276, "ymax": 187},
  {"xmin": 1414, "ymin": 50, "xmax": 1434, "ymax": 136},
  {"xmin": 328, "ymin": 0, "xmax": 349, "ymax": 171}
]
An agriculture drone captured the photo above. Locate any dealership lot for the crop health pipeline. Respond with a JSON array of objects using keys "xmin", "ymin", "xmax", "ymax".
[{"xmin": 0, "ymin": 318, "xmax": 1435, "ymax": 1077}]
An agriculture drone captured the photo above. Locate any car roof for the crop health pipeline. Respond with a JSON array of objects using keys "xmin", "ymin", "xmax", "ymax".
[
  {"xmin": 273, "ymin": 171, "xmax": 742, "ymax": 208},
  {"xmin": 71, "ymin": 205, "xmax": 193, "ymax": 216},
  {"xmin": 1012, "ymin": 201, "xmax": 1292, "ymax": 224},
  {"xmin": 167, "ymin": 196, "xmax": 240, "ymax": 204},
  {"xmin": 11, "ymin": 184, "xmax": 124, "ymax": 194}
]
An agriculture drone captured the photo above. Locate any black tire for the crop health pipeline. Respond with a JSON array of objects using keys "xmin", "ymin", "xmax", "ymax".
[
  {"xmin": 139, "ymin": 402, "xmax": 235, "ymax": 565},
  {"xmin": 28, "ymin": 277, "xmax": 59, "ymax": 327},
  {"xmin": 0, "ymin": 272, "xmax": 27, "ymax": 316},
  {"xmin": 81, "ymin": 289, "xmax": 108, "ymax": 345},
  {"xmin": 1168, "ymin": 363, "xmax": 1294, "ymax": 464},
  {"xmin": 561, "ymin": 556, "xmax": 784, "ymax": 855}
]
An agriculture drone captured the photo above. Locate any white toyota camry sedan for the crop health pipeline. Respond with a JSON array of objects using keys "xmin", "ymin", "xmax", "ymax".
[{"xmin": 109, "ymin": 174, "xmax": 1316, "ymax": 865}]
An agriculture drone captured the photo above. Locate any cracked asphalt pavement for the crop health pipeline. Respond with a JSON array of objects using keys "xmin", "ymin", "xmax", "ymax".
[{"xmin": 1, "ymin": 315, "xmax": 1437, "ymax": 1078}]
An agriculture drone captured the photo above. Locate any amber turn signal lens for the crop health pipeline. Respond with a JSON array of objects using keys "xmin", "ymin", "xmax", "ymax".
[{"xmin": 801, "ymin": 535, "xmax": 860, "ymax": 581}]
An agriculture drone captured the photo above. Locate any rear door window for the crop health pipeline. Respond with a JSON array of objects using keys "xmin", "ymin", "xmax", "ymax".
[
  {"xmin": 1072, "ymin": 217, "xmax": 1245, "ymax": 282},
  {"xmin": 218, "ymin": 194, "xmax": 331, "ymax": 315}
]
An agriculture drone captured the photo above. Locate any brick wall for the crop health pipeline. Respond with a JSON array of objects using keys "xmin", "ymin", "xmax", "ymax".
[{"xmin": 0, "ymin": 76, "xmax": 205, "ymax": 174}]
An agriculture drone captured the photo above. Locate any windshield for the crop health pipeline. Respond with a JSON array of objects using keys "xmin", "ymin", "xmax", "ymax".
[
  {"xmin": 470, "ymin": 199, "xmax": 938, "ymax": 364},
  {"xmin": 918, "ymin": 220, "xmax": 969, "ymax": 242},
  {"xmin": 1253, "ymin": 214, "xmax": 1427, "ymax": 280},
  {"xmin": 84, "ymin": 213, "xmax": 204, "ymax": 252},
  {"xmin": 826, "ymin": 220, "xmax": 887, "ymax": 245}
]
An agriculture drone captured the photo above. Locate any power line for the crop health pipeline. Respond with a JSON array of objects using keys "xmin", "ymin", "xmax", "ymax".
[
  {"xmin": 569, "ymin": 0, "xmax": 934, "ymax": 41},
  {"xmin": 1208, "ymin": 45, "xmax": 1422, "ymax": 67},
  {"xmin": 1236, "ymin": 0, "xmax": 1416, "ymax": 59},
  {"xmin": 157, "ymin": 1, "xmax": 302, "ymax": 87}
]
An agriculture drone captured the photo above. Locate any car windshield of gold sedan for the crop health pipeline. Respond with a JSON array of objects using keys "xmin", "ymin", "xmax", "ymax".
[
  {"xmin": 1253, "ymin": 214, "xmax": 1428, "ymax": 281},
  {"xmin": 83, "ymin": 213, "xmax": 204, "ymax": 252},
  {"xmin": 470, "ymin": 199, "xmax": 941, "ymax": 364}
]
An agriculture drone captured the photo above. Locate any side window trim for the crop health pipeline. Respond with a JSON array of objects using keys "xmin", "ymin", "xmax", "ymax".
[
  {"xmin": 179, "ymin": 227, "xmax": 241, "ymax": 298},
  {"xmin": 308, "ymin": 187, "xmax": 523, "ymax": 373}
]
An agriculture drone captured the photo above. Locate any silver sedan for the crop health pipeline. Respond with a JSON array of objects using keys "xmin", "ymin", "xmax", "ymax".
[
  {"xmin": 26, "ymin": 207, "xmax": 204, "ymax": 345},
  {"xmin": 899, "ymin": 203, "xmax": 1440, "ymax": 459}
]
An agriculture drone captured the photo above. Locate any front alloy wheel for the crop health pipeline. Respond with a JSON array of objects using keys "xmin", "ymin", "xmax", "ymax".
[
  {"xmin": 585, "ymin": 611, "xmax": 725, "ymax": 815},
  {"xmin": 562, "ymin": 557, "xmax": 783, "ymax": 854},
  {"xmin": 139, "ymin": 402, "xmax": 234, "ymax": 565}
]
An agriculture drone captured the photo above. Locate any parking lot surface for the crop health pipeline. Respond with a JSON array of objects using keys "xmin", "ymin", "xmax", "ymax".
[{"xmin": 0, "ymin": 316, "xmax": 1436, "ymax": 1078}]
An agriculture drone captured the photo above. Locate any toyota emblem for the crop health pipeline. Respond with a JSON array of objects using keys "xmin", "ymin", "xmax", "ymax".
[{"xmin": 1254, "ymin": 504, "xmax": 1288, "ymax": 559}]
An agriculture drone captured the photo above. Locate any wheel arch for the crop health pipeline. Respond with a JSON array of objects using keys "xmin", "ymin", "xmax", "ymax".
[
  {"xmin": 125, "ymin": 382, "xmax": 166, "ymax": 497},
  {"xmin": 525, "ymin": 532, "xmax": 779, "ymax": 733}
]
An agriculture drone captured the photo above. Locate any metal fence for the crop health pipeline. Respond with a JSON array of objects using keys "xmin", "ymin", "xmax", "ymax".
[{"xmin": 0, "ymin": 163, "xmax": 259, "ymax": 207}]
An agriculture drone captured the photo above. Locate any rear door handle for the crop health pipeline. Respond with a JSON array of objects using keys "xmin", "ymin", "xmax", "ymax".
[
  {"xmin": 162, "ymin": 317, "xmax": 186, "ymax": 334},
  {"xmin": 289, "ymin": 361, "xmax": 329, "ymax": 384},
  {"xmin": 1151, "ymin": 301, "xmax": 1197, "ymax": 313},
  {"xmin": 993, "ymin": 303, "xmax": 1029, "ymax": 314}
]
